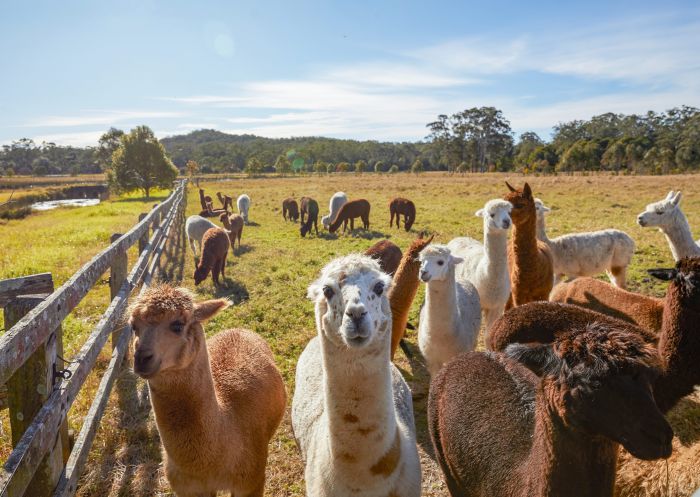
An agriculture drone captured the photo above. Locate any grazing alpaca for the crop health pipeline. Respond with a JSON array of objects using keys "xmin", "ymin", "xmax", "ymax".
[
  {"xmin": 185, "ymin": 215, "xmax": 216, "ymax": 256},
  {"xmin": 328, "ymin": 199, "xmax": 371, "ymax": 233},
  {"xmin": 504, "ymin": 182, "xmax": 553, "ymax": 308},
  {"xmin": 292, "ymin": 255, "xmax": 421, "ymax": 497},
  {"xmin": 129, "ymin": 285, "xmax": 286, "ymax": 497},
  {"xmin": 448, "ymin": 198, "xmax": 513, "ymax": 330},
  {"xmin": 216, "ymin": 192, "xmax": 233, "ymax": 211},
  {"xmin": 550, "ymin": 277, "xmax": 664, "ymax": 331},
  {"xmin": 389, "ymin": 197, "xmax": 416, "ymax": 231},
  {"xmin": 365, "ymin": 240, "xmax": 402, "ymax": 276},
  {"xmin": 534, "ymin": 198, "xmax": 635, "ymax": 288},
  {"xmin": 637, "ymin": 191, "xmax": 700, "ymax": 260},
  {"xmin": 199, "ymin": 188, "xmax": 213, "ymax": 211},
  {"xmin": 388, "ymin": 235, "xmax": 433, "ymax": 359},
  {"xmin": 237, "ymin": 194, "xmax": 251, "ymax": 224},
  {"xmin": 429, "ymin": 323, "xmax": 673, "ymax": 497},
  {"xmin": 418, "ymin": 244, "xmax": 481, "ymax": 375},
  {"xmin": 194, "ymin": 227, "xmax": 229, "ymax": 286},
  {"xmin": 300, "ymin": 197, "xmax": 319, "ymax": 237},
  {"xmin": 321, "ymin": 191, "xmax": 348, "ymax": 229},
  {"xmin": 282, "ymin": 197, "xmax": 299, "ymax": 222},
  {"xmin": 219, "ymin": 213, "xmax": 244, "ymax": 252}
]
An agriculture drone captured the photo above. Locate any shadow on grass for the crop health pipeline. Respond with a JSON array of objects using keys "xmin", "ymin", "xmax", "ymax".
[
  {"xmin": 213, "ymin": 279, "xmax": 250, "ymax": 304},
  {"xmin": 245, "ymin": 221, "xmax": 261, "ymax": 227},
  {"xmin": 233, "ymin": 244, "xmax": 254, "ymax": 256}
]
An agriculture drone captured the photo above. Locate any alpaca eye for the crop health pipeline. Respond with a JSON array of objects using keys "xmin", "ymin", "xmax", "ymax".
[
  {"xmin": 490, "ymin": 214, "xmax": 494, "ymax": 218},
  {"xmin": 437, "ymin": 260, "xmax": 444, "ymax": 266},
  {"xmin": 373, "ymin": 282, "xmax": 384, "ymax": 296},
  {"xmin": 170, "ymin": 321, "xmax": 185, "ymax": 333},
  {"xmin": 323, "ymin": 286, "xmax": 334, "ymax": 299},
  {"xmin": 655, "ymin": 210, "xmax": 663, "ymax": 215}
]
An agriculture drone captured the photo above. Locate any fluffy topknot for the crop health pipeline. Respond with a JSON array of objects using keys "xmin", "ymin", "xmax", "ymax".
[{"xmin": 129, "ymin": 284, "xmax": 194, "ymax": 321}]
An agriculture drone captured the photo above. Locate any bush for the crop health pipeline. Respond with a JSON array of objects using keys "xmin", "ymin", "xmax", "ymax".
[{"xmin": 389, "ymin": 165, "xmax": 399, "ymax": 173}]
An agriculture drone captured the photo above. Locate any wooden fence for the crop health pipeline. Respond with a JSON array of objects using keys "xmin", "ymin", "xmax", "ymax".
[{"xmin": 0, "ymin": 180, "xmax": 187, "ymax": 497}]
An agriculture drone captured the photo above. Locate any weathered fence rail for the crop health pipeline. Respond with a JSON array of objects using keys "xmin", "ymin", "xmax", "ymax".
[{"xmin": 0, "ymin": 180, "xmax": 187, "ymax": 497}]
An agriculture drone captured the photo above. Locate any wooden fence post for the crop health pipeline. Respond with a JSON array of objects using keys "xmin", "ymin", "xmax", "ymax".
[
  {"xmin": 138, "ymin": 213, "xmax": 148, "ymax": 254},
  {"xmin": 5, "ymin": 294, "xmax": 64, "ymax": 497},
  {"xmin": 109, "ymin": 233, "xmax": 127, "ymax": 349}
]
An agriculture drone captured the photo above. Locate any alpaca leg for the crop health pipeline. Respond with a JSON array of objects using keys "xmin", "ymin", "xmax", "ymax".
[
  {"xmin": 390, "ymin": 210, "xmax": 395, "ymax": 228},
  {"xmin": 314, "ymin": 219, "xmax": 318, "ymax": 235},
  {"xmin": 350, "ymin": 218, "xmax": 355, "ymax": 230},
  {"xmin": 607, "ymin": 266, "xmax": 627, "ymax": 289},
  {"xmin": 221, "ymin": 253, "xmax": 227, "ymax": 279},
  {"xmin": 188, "ymin": 236, "xmax": 196, "ymax": 255},
  {"xmin": 212, "ymin": 259, "xmax": 222, "ymax": 286}
]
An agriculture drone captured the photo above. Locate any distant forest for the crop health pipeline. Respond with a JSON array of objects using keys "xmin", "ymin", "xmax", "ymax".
[{"xmin": 1, "ymin": 105, "xmax": 699, "ymax": 176}]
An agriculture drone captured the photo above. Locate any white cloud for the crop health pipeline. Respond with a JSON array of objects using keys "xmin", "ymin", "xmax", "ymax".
[
  {"xmin": 20, "ymin": 110, "xmax": 187, "ymax": 128},
  {"xmin": 32, "ymin": 130, "xmax": 105, "ymax": 147}
]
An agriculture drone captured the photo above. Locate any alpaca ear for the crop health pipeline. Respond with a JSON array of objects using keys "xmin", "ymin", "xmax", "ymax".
[
  {"xmin": 647, "ymin": 268, "xmax": 677, "ymax": 281},
  {"xmin": 505, "ymin": 181, "xmax": 516, "ymax": 192},
  {"xmin": 671, "ymin": 191, "xmax": 682, "ymax": 206},
  {"xmin": 523, "ymin": 183, "xmax": 533, "ymax": 199},
  {"xmin": 193, "ymin": 299, "xmax": 231, "ymax": 322},
  {"xmin": 475, "ymin": 208, "xmax": 485, "ymax": 218},
  {"xmin": 505, "ymin": 342, "xmax": 558, "ymax": 376},
  {"xmin": 450, "ymin": 255, "xmax": 464, "ymax": 265},
  {"xmin": 665, "ymin": 191, "xmax": 675, "ymax": 200}
]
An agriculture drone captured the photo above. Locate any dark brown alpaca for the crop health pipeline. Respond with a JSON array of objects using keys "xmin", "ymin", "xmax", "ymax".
[
  {"xmin": 504, "ymin": 182, "xmax": 553, "ymax": 308},
  {"xmin": 389, "ymin": 197, "xmax": 416, "ymax": 231},
  {"xmin": 219, "ymin": 213, "xmax": 244, "ymax": 252},
  {"xmin": 217, "ymin": 192, "xmax": 234, "ymax": 211},
  {"xmin": 550, "ymin": 277, "xmax": 664, "ymax": 331},
  {"xmin": 199, "ymin": 188, "xmax": 213, "ymax": 211},
  {"xmin": 429, "ymin": 324, "xmax": 672, "ymax": 497},
  {"xmin": 328, "ymin": 199, "xmax": 371, "ymax": 233},
  {"xmin": 299, "ymin": 197, "xmax": 319, "ymax": 238},
  {"xmin": 194, "ymin": 227, "xmax": 229, "ymax": 286},
  {"xmin": 198, "ymin": 200, "xmax": 228, "ymax": 218},
  {"xmin": 282, "ymin": 197, "xmax": 299, "ymax": 222},
  {"xmin": 364, "ymin": 240, "xmax": 402, "ymax": 276}
]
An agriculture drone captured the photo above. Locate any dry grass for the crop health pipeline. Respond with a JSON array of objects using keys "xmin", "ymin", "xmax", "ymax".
[{"xmin": 2, "ymin": 172, "xmax": 699, "ymax": 496}]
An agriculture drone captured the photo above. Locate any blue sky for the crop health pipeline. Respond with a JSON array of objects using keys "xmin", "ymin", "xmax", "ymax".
[{"xmin": 1, "ymin": 0, "xmax": 699, "ymax": 146}]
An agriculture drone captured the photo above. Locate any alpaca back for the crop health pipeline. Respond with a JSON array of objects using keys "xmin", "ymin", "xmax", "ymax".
[
  {"xmin": 326, "ymin": 192, "xmax": 348, "ymax": 227},
  {"xmin": 548, "ymin": 229, "xmax": 634, "ymax": 277},
  {"xmin": 186, "ymin": 216, "xmax": 217, "ymax": 243},
  {"xmin": 199, "ymin": 228, "xmax": 229, "ymax": 270},
  {"xmin": 508, "ymin": 237, "xmax": 553, "ymax": 305},
  {"xmin": 365, "ymin": 240, "xmax": 402, "ymax": 276},
  {"xmin": 448, "ymin": 236, "xmax": 510, "ymax": 308}
]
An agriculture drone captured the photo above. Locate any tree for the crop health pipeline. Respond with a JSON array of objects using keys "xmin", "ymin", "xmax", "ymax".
[
  {"xmin": 389, "ymin": 165, "xmax": 399, "ymax": 173},
  {"xmin": 245, "ymin": 157, "xmax": 264, "ymax": 177},
  {"xmin": 275, "ymin": 155, "xmax": 291, "ymax": 176},
  {"xmin": 355, "ymin": 159, "xmax": 367, "ymax": 174},
  {"xmin": 186, "ymin": 160, "xmax": 200, "ymax": 178},
  {"xmin": 374, "ymin": 161, "xmax": 385, "ymax": 173},
  {"xmin": 411, "ymin": 159, "xmax": 424, "ymax": 174},
  {"xmin": 96, "ymin": 128, "xmax": 125, "ymax": 169},
  {"xmin": 336, "ymin": 161, "xmax": 350, "ymax": 173},
  {"xmin": 108, "ymin": 125, "xmax": 178, "ymax": 198},
  {"xmin": 314, "ymin": 160, "xmax": 327, "ymax": 175},
  {"xmin": 514, "ymin": 132, "xmax": 544, "ymax": 172},
  {"xmin": 32, "ymin": 156, "xmax": 50, "ymax": 176}
]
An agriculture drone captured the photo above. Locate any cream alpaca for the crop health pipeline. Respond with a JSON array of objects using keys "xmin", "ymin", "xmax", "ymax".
[
  {"xmin": 237, "ymin": 194, "xmax": 251, "ymax": 224},
  {"xmin": 418, "ymin": 244, "xmax": 481, "ymax": 375},
  {"xmin": 185, "ymin": 215, "xmax": 217, "ymax": 256},
  {"xmin": 637, "ymin": 190, "xmax": 700, "ymax": 260},
  {"xmin": 321, "ymin": 191, "xmax": 348, "ymax": 229},
  {"xmin": 534, "ymin": 199, "xmax": 635, "ymax": 288},
  {"xmin": 292, "ymin": 254, "xmax": 421, "ymax": 497}
]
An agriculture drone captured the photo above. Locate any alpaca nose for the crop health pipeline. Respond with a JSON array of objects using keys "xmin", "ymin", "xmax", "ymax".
[
  {"xmin": 420, "ymin": 269, "xmax": 431, "ymax": 282},
  {"xmin": 134, "ymin": 350, "xmax": 155, "ymax": 370},
  {"xmin": 502, "ymin": 219, "xmax": 511, "ymax": 229},
  {"xmin": 637, "ymin": 216, "xmax": 646, "ymax": 227},
  {"xmin": 346, "ymin": 307, "xmax": 367, "ymax": 328}
]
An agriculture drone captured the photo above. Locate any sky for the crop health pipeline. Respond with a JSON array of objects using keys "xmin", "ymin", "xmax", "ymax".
[{"xmin": 1, "ymin": 0, "xmax": 699, "ymax": 147}]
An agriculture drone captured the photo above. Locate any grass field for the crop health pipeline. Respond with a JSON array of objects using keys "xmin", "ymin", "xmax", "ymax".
[{"xmin": 1, "ymin": 172, "xmax": 699, "ymax": 496}]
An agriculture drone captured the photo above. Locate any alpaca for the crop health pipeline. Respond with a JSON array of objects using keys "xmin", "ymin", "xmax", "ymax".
[
  {"xmin": 292, "ymin": 254, "xmax": 421, "ymax": 497},
  {"xmin": 364, "ymin": 240, "xmax": 402, "ymax": 276},
  {"xmin": 198, "ymin": 200, "xmax": 228, "ymax": 218},
  {"xmin": 550, "ymin": 277, "xmax": 664, "ymax": 331},
  {"xmin": 534, "ymin": 198, "xmax": 635, "ymax": 288},
  {"xmin": 185, "ymin": 215, "xmax": 216, "ymax": 256},
  {"xmin": 389, "ymin": 197, "xmax": 416, "ymax": 231},
  {"xmin": 237, "ymin": 194, "xmax": 251, "ymax": 224},
  {"xmin": 199, "ymin": 188, "xmax": 213, "ymax": 211},
  {"xmin": 418, "ymin": 244, "xmax": 481, "ymax": 375},
  {"xmin": 282, "ymin": 197, "xmax": 299, "ymax": 222},
  {"xmin": 219, "ymin": 213, "xmax": 244, "ymax": 252},
  {"xmin": 637, "ymin": 191, "xmax": 700, "ymax": 260},
  {"xmin": 216, "ymin": 192, "xmax": 233, "ymax": 211},
  {"xmin": 447, "ymin": 198, "xmax": 513, "ymax": 330},
  {"xmin": 321, "ymin": 191, "xmax": 348, "ymax": 229},
  {"xmin": 300, "ymin": 197, "xmax": 319, "ymax": 238},
  {"xmin": 328, "ymin": 199, "xmax": 371, "ymax": 233},
  {"xmin": 388, "ymin": 235, "xmax": 433, "ymax": 359},
  {"xmin": 194, "ymin": 227, "xmax": 229, "ymax": 286},
  {"xmin": 129, "ymin": 284, "xmax": 286, "ymax": 497},
  {"xmin": 504, "ymin": 182, "xmax": 553, "ymax": 308},
  {"xmin": 429, "ymin": 323, "xmax": 672, "ymax": 497}
]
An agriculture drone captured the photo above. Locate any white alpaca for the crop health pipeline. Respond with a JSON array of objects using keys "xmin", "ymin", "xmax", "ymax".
[
  {"xmin": 321, "ymin": 191, "xmax": 348, "ymax": 229},
  {"xmin": 237, "ymin": 194, "xmax": 251, "ymax": 224},
  {"xmin": 185, "ymin": 215, "xmax": 216, "ymax": 256},
  {"xmin": 418, "ymin": 244, "xmax": 481, "ymax": 376},
  {"xmin": 292, "ymin": 255, "xmax": 421, "ymax": 497},
  {"xmin": 534, "ymin": 199, "xmax": 635, "ymax": 289},
  {"xmin": 637, "ymin": 191, "xmax": 700, "ymax": 261},
  {"xmin": 448, "ymin": 199, "xmax": 513, "ymax": 331}
]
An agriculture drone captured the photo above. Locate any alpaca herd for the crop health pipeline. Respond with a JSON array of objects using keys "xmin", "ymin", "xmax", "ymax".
[{"xmin": 151, "ymin": 183, "xmax": 698, "ymax": 496}]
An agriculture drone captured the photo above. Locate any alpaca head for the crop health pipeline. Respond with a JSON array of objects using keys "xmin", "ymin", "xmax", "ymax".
[
  {"xmin": 648, "ymin": 256, "xmax": 700, "ymax": 303},
  {"xmin": 219, "ymin": 212, "xmax": 231, "ymax": 229},
  {"xmin": 419, "ymin": 244, "xmax": 463, "ymax": 282},
  {"xmin": 504, "ymin": 182, "xmax": 536, "ymax": 226},
  {"xmin": 506, "ymin": 323, "xmax": 673, "ymax": 460},
  {"xmin": 637, "ymin": 190, "xmax": 682, "ymax": 228},
  {"xmin": 475, "ymin": 198, "xmax": 513, "ymax": 232},
  {"xmin": 321, "ymin": 215, "xmax": 331, "ymax": 229},
  {"xmin": 308, "ymin": 254, "xmax": 392, "ymax": 350},
  {"xmin": 129, "ymin": 284, "xmax": 230, "ymax": 378},
  {"xmin": 533, "ymin": 198, "xmax": 551, "ymax": 219}
]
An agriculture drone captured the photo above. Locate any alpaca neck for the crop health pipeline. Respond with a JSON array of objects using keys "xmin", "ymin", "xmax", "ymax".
[
  {"xmin": 320, "ymin": 333, "xmax": 398, "ymax": 481},
  {"xmin": 512, "ymin": 217, "xmax": 539, "ymax": 260},
  {"xmin": 389, "ymin": 256, "xmax": 420, "ymax": 356},
  {"xmin": 423, "ymin": 269, "xmax": 459, "ymax": 340},
  {"xmin": 536, "ymin": 216, "xmax": 550, "ymax": 243},
  {"xmin": 482, "ymin": 226, "xmax": 509, "ymax": 271},
  {"xmin": 662, "ymin": 211, "xmax": 698, "ymax": 260},
  {"xmin": 654, "ymin": 285, "xmax": 700, "ymax": 413},
  {"xmin": 522, "ymin": 394, "xmax": 618, "ymax": 497}
]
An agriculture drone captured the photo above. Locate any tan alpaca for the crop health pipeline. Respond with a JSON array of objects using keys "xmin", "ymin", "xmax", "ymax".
[{"xmin": 129, "ymin": 284, "xmax": 286, "ymax": 497}]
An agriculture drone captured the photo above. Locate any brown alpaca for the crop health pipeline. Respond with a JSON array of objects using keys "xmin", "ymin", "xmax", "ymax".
[
  {"xmin": 194, "ymin": 227, "xmax": 229, "ymax": 286},
  {"xmin": 129, "ymin": 285, "xmax": 286, "ymax": 497},
  {"xmin": 429, "ymin": 323, "xmax": 672, "ymax": 497},
  {"xmin": 198, "ymin": 200, "xmax": 228, "ymax": 218},
  {"xmin": 217, "ymin": 192, "xmax": 234, "ymax": 211},
  {"xmin": 504, "ymin": 182, "xmax": 553, "ymax": 308},
  {"xmin": 299, "ymin": 197, "xmax": 319, "ymax": 238},
  {"xmin": 364, "ymin": 240, "xmax": 402, "ymax": 276},
  {"xmin": 389, "ymin": 197, "xmax": 416, "ymax": 231},
  {"xmin": 199, "ymin": 188, "xmax": 213, "ymax": 211},
  {"xmin": 328, "ymin": 199, "xmax": 371, "ymax": 233},
  {"xmin": 282, "ymin": 197, "xmax": 299, "ymax": 222},
  {"xmin": 219, "ymin": 213, "xmax": 244, "ymax": 252},
  {"xmin": 550, "ymin": 277, "xmax": 664, "ymax": 331},
  {"xmin": 388, "ymin": 234, "xmax": 433, "ymax": 358}
]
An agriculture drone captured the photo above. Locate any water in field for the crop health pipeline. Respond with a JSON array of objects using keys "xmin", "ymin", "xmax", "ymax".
[{"xmin": 31, "ymin": 198, "xmax": 101, "ymax": 211}]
